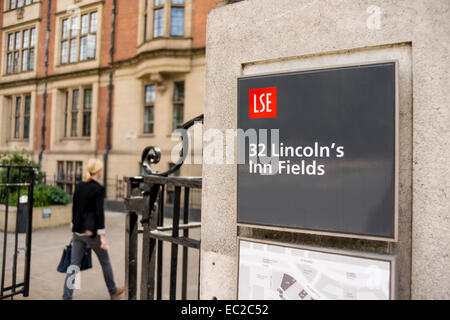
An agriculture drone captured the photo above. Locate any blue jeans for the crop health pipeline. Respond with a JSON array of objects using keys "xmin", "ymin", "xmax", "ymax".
[{"xmin": 62, "ymin": 233, "xmax": 117, "ymax": 300}]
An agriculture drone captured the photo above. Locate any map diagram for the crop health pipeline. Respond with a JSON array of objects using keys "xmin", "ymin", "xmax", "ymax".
[{"xmin": 238, "ymin": 240, "xmax": 392, "ymax": 300}]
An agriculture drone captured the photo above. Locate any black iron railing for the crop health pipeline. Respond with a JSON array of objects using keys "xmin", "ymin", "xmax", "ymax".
[
  {"xmin": 124, "ymin": 175, "xmax": 201, "ymax": 300},
  {"xmin": 0, "ymin": 165, "xmax": 35, "ymax": 300},
  {"xmin": 124, "ymin": 114, "xmax": 203, "ymax": 300}
]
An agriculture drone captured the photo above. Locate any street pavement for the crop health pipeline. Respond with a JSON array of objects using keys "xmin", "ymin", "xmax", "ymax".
[{"xmin": 1, "ymin": 211, "xmax": 200, "ymax": 300}]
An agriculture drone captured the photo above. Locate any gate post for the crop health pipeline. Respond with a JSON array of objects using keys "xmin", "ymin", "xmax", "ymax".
[
  {"xmin": 125, "ymin": 211, "xmax": 138, "ymax": 300},
  {"xmin": 123, "ymin": 176, "xmax": 143, "ymax": 300},
  {"xmin": 140, "ymin": 184, "xmax": 160, "ymax": 300},
  {"xmin": 23, "ymin": 168, "xmax": 35, "ymax": 297}
]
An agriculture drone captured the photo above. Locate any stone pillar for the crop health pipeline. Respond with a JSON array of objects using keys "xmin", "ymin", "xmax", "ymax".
[{"xmin": 201, "ymin": 0, "xmax": 450, "ymax": 300}]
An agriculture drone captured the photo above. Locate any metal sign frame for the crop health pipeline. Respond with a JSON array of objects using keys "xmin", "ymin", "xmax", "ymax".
[
  {"xmin": 236, "ymin": 237, "xmax": 397, "ymax": 300},
  {"xmin": 236, "ymin": 60, "xmax": 400, "ymax": 242}
]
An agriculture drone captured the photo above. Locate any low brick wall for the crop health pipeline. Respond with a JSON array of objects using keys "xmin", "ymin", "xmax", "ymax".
[{"xmin": 0, "ymin": 204, "xmax": 72, "ymax": 233}]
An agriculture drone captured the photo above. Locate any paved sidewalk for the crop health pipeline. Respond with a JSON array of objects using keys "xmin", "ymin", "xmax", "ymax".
[
  {"xmin": 8, "ymin": 211, "xmax": 126, "ymax": 300},
  {"xmin": 2, "ymin": 210, "xmax": 200, "ymax": 300}
]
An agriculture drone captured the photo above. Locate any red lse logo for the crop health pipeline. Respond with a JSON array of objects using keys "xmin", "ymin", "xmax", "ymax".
[{"xmin": 249, "ymin": 87, "xmax": 277, "ymax": 119}]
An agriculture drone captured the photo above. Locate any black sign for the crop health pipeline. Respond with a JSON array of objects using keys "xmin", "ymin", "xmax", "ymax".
[{"xmin": 237, "ymin": 62, "xmax": 397, "ymax": 239}]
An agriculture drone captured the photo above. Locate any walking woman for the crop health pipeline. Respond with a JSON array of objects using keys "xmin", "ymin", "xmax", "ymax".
[{"xmin": 62, "ymin": 158, "xmax": 124, "ymax": 300}]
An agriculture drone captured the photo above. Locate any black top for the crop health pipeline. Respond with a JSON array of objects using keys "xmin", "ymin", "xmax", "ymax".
[{"xmin": 71, "ymin": 180, "xmax": 105, "ymax": 236}]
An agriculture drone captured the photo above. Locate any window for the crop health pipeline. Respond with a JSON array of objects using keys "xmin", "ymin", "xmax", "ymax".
[
  {"xmin": 57, "ymin": 161, "xmax": 64, "ymax": 188},
  {"xmin": 63, "ymin": 91, "xmax": 69, "ymax": 137},
  {"xmin": 23, "ymin": 96, "xmax": 31, "ymax": 139},
  {"xmin": 66, "ymin": 161, "xmax": 73, "ymax": 194},
  {"xmin": 144, "ymin": 0, "xmax": 186, "ymax": 41},
  {"xmin": 170, "ymin": 0, "xmax": 184, "ymax": 36},
  {"xmin": 14, "ymin": 97, "xmax": 21, "ymax": 139},
  {"xmin": 57, "ymin": 161, "xmax": 83, "ymax": 195},
  {"xmin": 60, "ymin": 11, "xmax": 97, "ymax": 64},
  {"xmin": 144, "ymin": 85, "xmax": 155, "ymax": 134},
  {"xmin": 63, "ymin": 87, "xmax": 92, "ymax": 138},
  {"xmin": 82, "ymin": 89, "xmax": 92, "ymax": 137},
  {"xmin": 153, "ymin": 0, "xmax": 165, "ymax": 38},
  {"xmin": 9, "ymin": 0, "xmax": 37, "ymax": 10},
  {"xmin": 172, "ymin": 81, "xmax": 184, "ymax": 131},
  {"xmin": 6, "ymin": 27, "xmax": 36, "ymax": 75},
  {"xmin": 10, "ymin": 94, "xmax": 31, "ymax": 140},
  {"xmin": 71, "ymin": 89, "xmax": 79, "ymax": 137}
]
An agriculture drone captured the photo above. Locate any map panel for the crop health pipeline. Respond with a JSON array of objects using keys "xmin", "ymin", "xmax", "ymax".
[{"xmin": 238, "ymin": 240, "xmax": 393, "ymax": 300}]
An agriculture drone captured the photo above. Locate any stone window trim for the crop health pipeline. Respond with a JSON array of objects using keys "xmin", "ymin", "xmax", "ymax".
[
  {"xmin": 58, "ymin": 9, "xmax": 98, "ymax": 66},
  {"xmin": 7, "ymin": 93, "xmax": 32, "ymax": 142},
  {"xmin": 5, "ymin": 0, "xmax": 38, "ymax": 12},
  {"xmin": 61, "ymin": 86, "xmax": 93, "ymax": 139},
  {"xmin": 142, "ymin": 0, "xmax": 188, "ymax": 43},
  {"xmin": 4, "ymin": 26, "xmax": 36, "ymax": 76}
]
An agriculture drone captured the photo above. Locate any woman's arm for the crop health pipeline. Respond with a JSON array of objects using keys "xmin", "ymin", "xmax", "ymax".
[
  {"xmin": 71, "ymin": 184, "xmax": 78, "ymax": 231},
  {"xmin": 95, "ymin": 186, "xmax": 106, "ymax": 231},
  {"xmin": 99, "ymin": 234, "xmax": 109, "ymax": 251},
  {"xmin": 95, "ymin": 186, "xmax": 109, "ymax": 250}
]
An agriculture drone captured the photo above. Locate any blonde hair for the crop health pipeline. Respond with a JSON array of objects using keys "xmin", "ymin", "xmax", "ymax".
[{"xmin": 83, "ymin": 158, "xmax": 103, "ymax": 182}]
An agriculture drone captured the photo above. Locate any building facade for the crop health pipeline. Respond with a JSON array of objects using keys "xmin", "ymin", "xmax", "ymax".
[{"xmin": 0, "ymin": 0, "xmax": 216, "ymax": 199}]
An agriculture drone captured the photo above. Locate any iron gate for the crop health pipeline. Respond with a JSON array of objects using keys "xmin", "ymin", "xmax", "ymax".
[
  {"xmin": 0, "ymin": 165, "xmax": 35, "ymax": 299},
  {"xmin": 124, "ymin": 115, "xmax": 203, "ymax": 300}
]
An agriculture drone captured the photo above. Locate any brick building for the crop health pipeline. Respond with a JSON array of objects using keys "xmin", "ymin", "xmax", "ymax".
[{"xmin": 0, "ymin": 0, "xmax": 216, "ymax": 199}]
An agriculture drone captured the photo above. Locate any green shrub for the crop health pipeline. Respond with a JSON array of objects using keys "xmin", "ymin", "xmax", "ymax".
[
  {"xmin": 34, "ymin": 184, "xmax": 71, "ymax": 207},
  {"xmin": 0, "ymin": 184, "xmax": 70, "ymax": 208}
]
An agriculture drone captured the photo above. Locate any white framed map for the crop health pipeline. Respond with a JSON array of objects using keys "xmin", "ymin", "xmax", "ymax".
[{"xmin": 238, "ymin": 238, "xmax": 395, "ymax": 300}]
